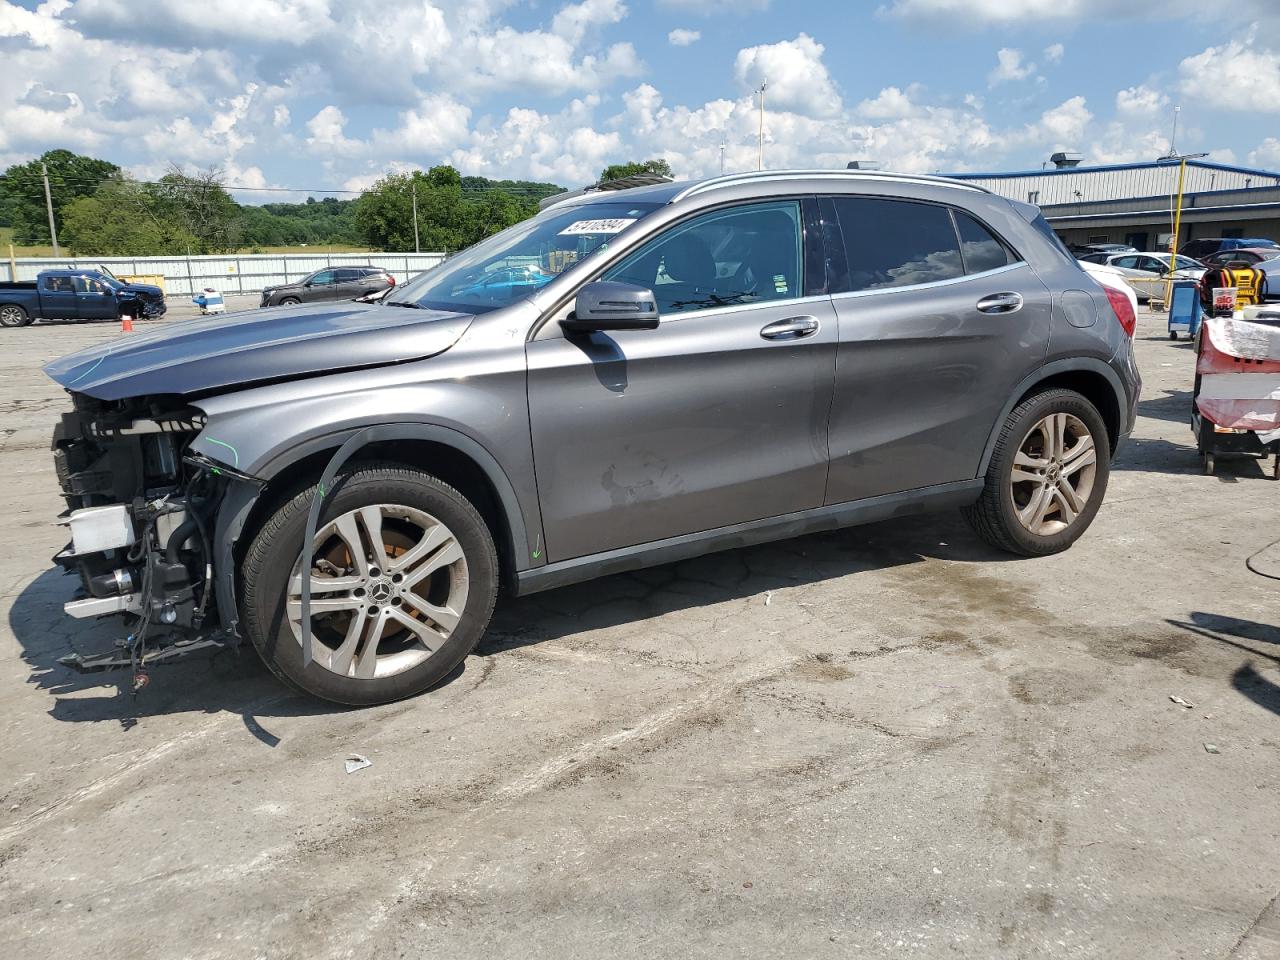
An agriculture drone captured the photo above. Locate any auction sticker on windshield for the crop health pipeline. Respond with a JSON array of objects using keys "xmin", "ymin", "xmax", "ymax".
[{"xmin": 559, "ymin": 218, "xmax": 637, "ymax": 236}]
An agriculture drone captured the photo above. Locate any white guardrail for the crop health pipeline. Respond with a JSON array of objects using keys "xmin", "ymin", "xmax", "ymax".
[{"xmin": 2, "ymin": 252, "xmax": 448, "ymax": 298}]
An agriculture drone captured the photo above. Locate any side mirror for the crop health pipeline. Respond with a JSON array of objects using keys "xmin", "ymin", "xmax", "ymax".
[{"xmin": 560, "ymin": 281, "xmax": 660, "ymax": 334}]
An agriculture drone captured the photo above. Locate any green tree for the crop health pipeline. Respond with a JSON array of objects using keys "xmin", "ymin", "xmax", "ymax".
[
  {"xmin": 598, "ymin": 159, "xmax": 673, "ymax": 184},
  {"xmin": 354, "ymin": 166, "xmax": 541, "ymax": 252},
  {"xmin": 61, "ymin": 178, "xmax": 196, "ymax": 256},
  {"xmin": 151, "ymin": 165, "xmax": 242, "ymax": 254},
  {"xmin": 0, "ymin": 149, "xmax": 120, "ymax": 244}
]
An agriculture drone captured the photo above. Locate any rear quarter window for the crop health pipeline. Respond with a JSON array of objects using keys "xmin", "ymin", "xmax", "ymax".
[{"xmin": 832, "ymin": 197, "xmax": 964, "ymax": 292}]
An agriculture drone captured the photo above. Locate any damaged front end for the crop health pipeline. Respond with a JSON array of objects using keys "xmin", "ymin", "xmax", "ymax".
[{"xmin": 51, "ymin": 392, "xmax": 246, "ymax": 677}]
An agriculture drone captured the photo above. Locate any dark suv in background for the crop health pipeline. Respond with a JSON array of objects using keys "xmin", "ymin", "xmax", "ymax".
[{"xmin": 260, "ymin": 267, "xmax": 394, "ymax": 307}]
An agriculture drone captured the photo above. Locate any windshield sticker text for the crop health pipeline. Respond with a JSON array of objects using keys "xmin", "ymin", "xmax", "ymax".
[{"xmin": 558, "ymin": 218, "xmax": 637, "ymax": 236}]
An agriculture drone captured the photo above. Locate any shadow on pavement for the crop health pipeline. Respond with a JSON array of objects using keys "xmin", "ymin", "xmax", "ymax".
[
  {"xmin": 1168, "ymin": 611, "xmax": 1280, "ymax": 718},
  {"xmin": 10, "ymin": 510, "xmax": 1018, "ymax": 727},
  {"xmin": 481, "ymin": 510, "xmax": 1012, "ymax": 656},
  {"xmin": 7, "ymin": 567, "xmax": 346, "ymax": 742}
]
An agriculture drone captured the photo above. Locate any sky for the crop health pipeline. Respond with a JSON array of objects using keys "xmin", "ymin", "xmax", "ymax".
[{"xmin": 3, "ymin": 0, "xmax": 1280, "ymax": 203}]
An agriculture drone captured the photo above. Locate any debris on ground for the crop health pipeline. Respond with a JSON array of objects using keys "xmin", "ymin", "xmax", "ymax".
[
  {"xmin": 344, "ymin": 754, "xmax": 373, "ymax": 774},
  {"xmin": 1170, "ymin": 695, "xmax": 1194, "ymax": 709},
  {"xmin": 1204, "ymin": 743, "xmax": 1220, "ymax": 754},
  {"xmin": 764, "ymin": 591, "xmax": 772, "ymax": 606}
]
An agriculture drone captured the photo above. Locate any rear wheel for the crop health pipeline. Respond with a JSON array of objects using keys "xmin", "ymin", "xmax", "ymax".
[
  {"xmin": 963, "ymin": 389, "xmax": 1110, "ymax": 557},
  {"xmin": 0, "ymin": 304, "xmax": 31, "ymax": 327},
  {"xmin": 241, "ymin": 465, "xmax": 498, "ymax": 705}
]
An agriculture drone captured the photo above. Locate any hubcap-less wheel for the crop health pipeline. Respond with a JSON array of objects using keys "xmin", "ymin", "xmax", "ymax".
[
  {"xmin": 287, "ymin": 504, "xmax": 468, "ymax": 680},
  {"xmin": 1009, "ymin": 412, "xmax": 1098, "ymax": 536},
  {"xmin": 0, "ymin": 305, "xmax": 26, "ymax": 326}
]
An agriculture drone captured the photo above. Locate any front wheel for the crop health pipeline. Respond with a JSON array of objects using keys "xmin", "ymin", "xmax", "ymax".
[
  {"xmin": 241, "ymin": 465, "xmax": 499, "ymax": 705},
  {"xmin": 962, "ymin": 389, "xmax": 1110, "ymax": 557},
  {"xmin": 0, "ymin": 304, "xmax": 31, "ymax": 327},
  {"xmin": 278, "ymin": 296, "xmax": 300, "ymax": 306}
]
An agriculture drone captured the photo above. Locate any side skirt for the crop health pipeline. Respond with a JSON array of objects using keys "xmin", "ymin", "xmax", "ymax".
[{"xmin": 515, "ymin": 478, "xmax": 983, "ymax": 597}]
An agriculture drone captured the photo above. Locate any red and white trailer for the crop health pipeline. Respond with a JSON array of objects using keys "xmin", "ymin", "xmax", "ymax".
[{"xmin": 1193, "ymin": 317, "xmax": 1280, "ymax": 477}]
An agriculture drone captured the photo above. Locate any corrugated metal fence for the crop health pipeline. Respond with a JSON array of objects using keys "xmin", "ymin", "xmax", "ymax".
[{"xmin": 1, "ymin": 252, "xmax": 447, "ymax": 297}]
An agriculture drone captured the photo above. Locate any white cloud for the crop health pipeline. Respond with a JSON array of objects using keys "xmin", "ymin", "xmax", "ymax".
[
  {"xmin": 855, "ymin": 86, "xmax": 919, "ymax": 120},
  {"xmin": 668, "ymin": 28, "xmax": 700, "ymax": 46},
  {"xmin": 1180, "ymin": 34, "xmax": 1280, "ymax": 112},
  {"xmin": 1033, "ymin": 96, "xmax": 1092, "ymax": 145},
  {"xmin": 1043, "ymin": 42, "xmax": 1064, "ymax": 64},
  {"xmin": 988, "ymin": 48, "xmax": 1035, "ymax": 86},
  {"xmin": 1115, "ymin": 84, "xmax": 1167, "ymax": 115},
  {"xmin": 305, "ymin": 105, "xmax": 362, "ymax": 155},
  {"xmin": 733, "ymin": 33, "xmax": 841, "ymax": 118},
  {"xmin": 1248, "ymin": 138, "xmax": 1280, "ymax": 168}
]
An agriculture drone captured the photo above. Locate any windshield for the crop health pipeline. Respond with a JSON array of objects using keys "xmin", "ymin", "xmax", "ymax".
[{"xmin": 384, "ymin": 201, "xmax": 660, "ymax": 314}]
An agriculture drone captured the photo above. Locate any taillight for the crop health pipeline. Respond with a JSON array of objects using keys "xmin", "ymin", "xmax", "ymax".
[
  {"xmin": 388, "ymin": 275, "xmax": 396, "ymax": 285},
  {"xmin": 1104, "ymin": 286, "xmax": 1136, "ymax": 338}
]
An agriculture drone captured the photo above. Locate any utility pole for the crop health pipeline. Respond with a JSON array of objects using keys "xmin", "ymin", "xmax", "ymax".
[
  {"xmin": 1166, "ymin": 105, "xmax": 1181, "ymax": 158},
  {"xmin": 1161, "ymin": 150, "xmax": 1208, "ymax": 309},
  {"xmin": 41, "ymin": 163, "xmax": 60, "ymax": 257},
  {"xmin": 719, "ymin": 140, "xmax": 726, "ymax": 175},
  {"xmin": 756, "ymin": 80, "xmax": 768, "ymax": 172},
  {"xmin": 411, "ymin": 179, "xmax": 420, "ymax": 254}
]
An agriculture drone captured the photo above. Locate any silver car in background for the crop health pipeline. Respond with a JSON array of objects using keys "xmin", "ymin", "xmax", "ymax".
[
  {"xmin": 1078, "ymin": 251, "xmax": 1206, "ymax": 301},
  {"xmin": 44, "ymin": 170, "xmax": 1141, "ymax": 705}
]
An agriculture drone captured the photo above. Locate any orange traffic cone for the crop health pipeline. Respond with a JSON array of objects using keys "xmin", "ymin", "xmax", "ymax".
[{"xmin": 121, "ymin": 313, "xmax": 134, "ymax": 333}]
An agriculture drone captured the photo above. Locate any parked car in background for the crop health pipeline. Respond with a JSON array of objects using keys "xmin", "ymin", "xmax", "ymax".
[
  {"xmin": 259, "ymin": 267, "xmax": 394, "ymax": 307},
  {"xmin": 1199, "ymin": 247, "xmax": 1278, "ymax": 269},
  {"xmin": 1080, "ymin": 260, "xmax": 1139, "ymax": 316},
  {"xmin": 44, "ymin": 169, "xmax": 1140, "ymax": 705},
  {"xmin": 0, "ymin": 268, "xmax": 166, "ymax": 327},
  {"xmin": 1072, "ymin": 242, "xmax": 1137, "ymax": 257},
  {"xmin": 1179, "ymin": 237, "xmax": 1279, "ymax": 260},
  {"xmin": 1076, "ymin": 252, "xmax": 1206, "ymax": 301}
]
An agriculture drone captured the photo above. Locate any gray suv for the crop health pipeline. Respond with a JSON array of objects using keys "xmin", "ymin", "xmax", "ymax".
[
  {"xmin": 45, "ymin": 170, "xmax": 1140, "ymax": 705},
  {"xmin": 259, "ymin": 266, "xmax": 394, "ymax": 307}
]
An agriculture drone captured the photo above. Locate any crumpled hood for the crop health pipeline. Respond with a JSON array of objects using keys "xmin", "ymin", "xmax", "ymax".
[
  {"xmin": 120, "ymin": 282, "xmax": 164, "ymax": 298},
  {"xmin": 44, "ymin": 300, "xmax": 473, "ymax": 401}
]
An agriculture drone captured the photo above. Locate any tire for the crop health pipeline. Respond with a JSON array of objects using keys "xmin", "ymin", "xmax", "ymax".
[
  {"xmin": 962, "ymin": 388, "xmax": 1110, "ymax": 557},
  {"xmin": 279, "ymin": 297, "xmax": 300, "ymax": 306},
  {"xmin": 241, "ymin": 464, "xmax": 499, "ymax": 705},
  {"xmin": 1169, "ymin": 331, "xmax": 1179, "ymax": 340},
  {"xmin": 0, "ymin": 304, "xmax": 31, "ymax": 327}
]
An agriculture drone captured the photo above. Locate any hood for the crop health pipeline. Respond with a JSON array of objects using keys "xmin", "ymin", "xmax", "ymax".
[
  {"xmin": 120, "ymin": 282, "xmax": 164, "ymax": 298},
  {"xmin": 44, "ymin": 300, "xmax": 473, "ymax": 401}
]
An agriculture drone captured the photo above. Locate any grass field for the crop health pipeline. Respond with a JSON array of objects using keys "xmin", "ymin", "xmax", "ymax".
[
  {"xmin": 1, "ymin": 227, "xmax": 56, "ymax": 258},
  {"xmin": 1, "ymin": 227, "xmax": 379, "ymax": 259}
]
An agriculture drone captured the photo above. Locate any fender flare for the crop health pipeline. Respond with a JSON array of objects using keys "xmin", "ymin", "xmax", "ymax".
[
  {"xmin": 977, "ymin": 357, "xmax": 1128, "ymax": 475},
  {"xmin": 210, "ymin": 422, "xmax": 532, "ymax": 642}
]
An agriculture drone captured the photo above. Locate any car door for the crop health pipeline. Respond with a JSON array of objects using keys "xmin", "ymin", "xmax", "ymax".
[
  {"xmin": 526, "ymin": 198, "xmax": 837, "ymax": 562},
  {"xmin": 39, "ymin": 275, "xmax": 78, "ymax": 318},
  {"xmin": 74, "ymin": 276, "xmax": 117, "ymax": 319},
  {"xmin": 303, "ymin": 269, "xmax": 338, "ymax": 302},
  {"xmin": 332, "ymin": 268, "xmax": 364, "ymax": 300},
  {"xmin": 823, "ymin": 196, "xmax": 1052, "ymax": 504}
]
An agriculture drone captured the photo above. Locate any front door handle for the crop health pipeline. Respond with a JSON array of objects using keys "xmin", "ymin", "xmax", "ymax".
[
  {"xmin": 976, "ymin": 292, "xmax": 1024, "ymax": 314},
  {"xmin": 760, "ymin": 315, "xmax": 820, "ymax": 340}
]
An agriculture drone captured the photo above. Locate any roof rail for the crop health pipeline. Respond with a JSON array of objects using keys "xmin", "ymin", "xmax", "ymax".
[{"xmin": 671, "ymin": 169, "xmax": 991, "ymax": 203}]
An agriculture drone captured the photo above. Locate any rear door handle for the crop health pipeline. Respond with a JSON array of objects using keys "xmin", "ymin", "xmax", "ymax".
[
  {"xmin": 760, "ymin": 315, "xmax": 820, "ymax": 340},
  {"xmin": 976, "ymin": 292, "xmax": 1024, "ymax": 314}
]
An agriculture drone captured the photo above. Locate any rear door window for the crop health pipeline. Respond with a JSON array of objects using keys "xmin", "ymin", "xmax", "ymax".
[
  {"xmin": 831, "ymin": 197, "xmax": 963, "ymax": 292},
  {"xmin": 335, "ymin": 269, "xmax": 361, "ymax": 282},
  {"xmin": 954, "ymin": 211, "xmax": 1016, "ymax": 274}
]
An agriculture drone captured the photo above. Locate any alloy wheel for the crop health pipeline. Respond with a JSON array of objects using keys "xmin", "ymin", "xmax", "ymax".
[
  {"xmin": 0, "ymin": 305, "xmax": 26, "ymax": 326},
  {"xmin": 287, "ymin": 504, "xmax": 468, "ymax": 679},
  {"xmin": 1009, "ymin": 412, "xmax": 1098, "ymax": 536}
]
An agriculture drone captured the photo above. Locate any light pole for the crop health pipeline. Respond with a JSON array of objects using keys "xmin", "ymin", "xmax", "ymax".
[
  {"xmin": 1161, "ymin": 150, "xmax": 1208, "ymax": 309},
  {"xmin": 719, "ymin": 140, "xmax": 726, "ymax": 175},
  {"xmin": 411, "ymin": 178, "xmax": 420, "ymax": 254},
  {"xmin": 756, "ymin": 80, "xmax": 768, "ymax": 171}
]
